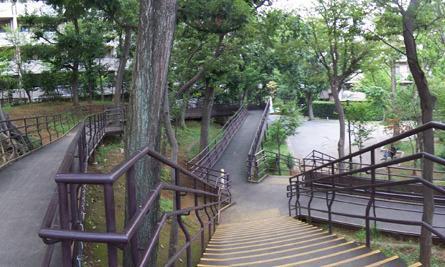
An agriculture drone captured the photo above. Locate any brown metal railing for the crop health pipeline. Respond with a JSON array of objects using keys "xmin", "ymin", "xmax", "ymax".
[
  {"xmin": 0, "ymin": 105, "xmax": 117, "ymax": 168},
  {"xmin": 248, "ymin": 149, "xmax": 301, "ymax": 182},
  {"xmin": 188, "ymin": 105, "xmax": 248, "ymax": 177},
  {"xmin": 0, "ymin": 113, "xmax": 79, "ymax": 167},
  {"xmin": 246, "ymin": 99, "xmax": 274, "ymax": 181},
  {"xmin": 39, "ymin": 106, "xmax": 231, "ymax": 266},
  {"xmin": 287, "ymin": 121, "xmax": 445, "ymax": 254}
]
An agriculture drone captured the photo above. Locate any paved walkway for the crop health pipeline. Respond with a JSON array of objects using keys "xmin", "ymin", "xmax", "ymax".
[
  {"xmin": 213, "ymin": 110, "xmax": 290, "ymax": 223},
  {"xmin": 296, "ymin": 192, "xmax": 445, "ymax": 237},
  {"xmin": 287, "ymin": 119, "xmax": 390, "ymax": 163},
  {"xmin": 0, "ymin": 128, "xmax": 79, "ymax": 267}
]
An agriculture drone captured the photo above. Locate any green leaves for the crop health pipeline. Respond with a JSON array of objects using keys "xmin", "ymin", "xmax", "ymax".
[{"xmin": 179, "ymin": 0, "xmax": 251, "ymax": 34}]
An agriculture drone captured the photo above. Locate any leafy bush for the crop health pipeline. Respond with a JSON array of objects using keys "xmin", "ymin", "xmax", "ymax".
[
  {"xmin": 308, "ymin": 101, "xmax": 383, "ymax": 121},
  {"xmin": 310, "ymin": 101, "xmax": 338, "ymax": 119}
]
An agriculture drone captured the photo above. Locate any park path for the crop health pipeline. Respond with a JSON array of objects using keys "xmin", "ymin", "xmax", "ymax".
[
  {"xmin": 212, "ymin": 110, "xmax": 291, "ymax": 223},
  {"xmin": 0, "ymin": 128, "xmax": 80, "ymax": 266},
  {"xmin": 287, "ymin": 119, "xmax": 390, "ymax": 162}
]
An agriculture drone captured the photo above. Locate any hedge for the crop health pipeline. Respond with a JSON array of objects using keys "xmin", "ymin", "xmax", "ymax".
[{"xmin": 304, "ymin": 101, "xmax": 383, "ymax": 121}]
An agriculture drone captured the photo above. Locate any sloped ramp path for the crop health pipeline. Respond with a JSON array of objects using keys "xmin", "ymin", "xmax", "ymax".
[
  {"xmin": 199, "ymin": 216, "xmax": 410, "ymax": 267},
  {"xmin": 0, "ymin": 128, "xmax": 80, "ymax": 266}
]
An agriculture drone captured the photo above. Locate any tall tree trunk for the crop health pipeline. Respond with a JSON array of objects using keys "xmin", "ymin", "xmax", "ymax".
[
  {"xmin": 402, "ymin": 2, "xmax": 435, "ymax": 265},
  {"xmin": 124, "ymin": 1, "xmax": 177, "ymax": 266},
  {"xmin": 71, "ymin": 62, "xmax": 80, "ymax": 106},
  {"xmin": 390, "ymin": 61, "xmax": 400, "ymax": 136},
  {"xmin": 72, "ymin": 19, "xmax": 80, "ymax": 106},
  {"xmin": 114, "ymin": 27, "xmax": 132, "ymax": 106},
  {"xmin": 200, "ymin": 81, "xmax": 215, "ymax": 151},
  {"xmin": 88, "ymin": 75, "xmax": 94, "ymax": 103},
  {"xmin": 162, "ymin": 89, "xmax": 179, "ymax": 265},
  {"xmin": 331, "ymin": 79, "xmax": 346, "ymax": 161},
  {"xmin": 306, "ymin": 92, "xmax": 314, "ymax": 121},
  {"xmin": 25, "ymin": 90, "xmax": 32, "ymax": 103}
]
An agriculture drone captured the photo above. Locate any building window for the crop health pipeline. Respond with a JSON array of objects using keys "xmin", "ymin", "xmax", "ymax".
[{"xmin": 0, "ymin": 18, "xmax": 12, "ymax": 33}]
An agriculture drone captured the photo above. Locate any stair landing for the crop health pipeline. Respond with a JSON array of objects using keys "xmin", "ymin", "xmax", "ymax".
[{"xmin": 199, "ymin": 216, "xmax": 413, "ymax": 267}]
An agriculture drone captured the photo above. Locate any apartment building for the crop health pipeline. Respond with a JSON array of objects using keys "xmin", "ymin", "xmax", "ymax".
[{"xmin": 0, "ymin": 0, "xmax": 122, "ymax": 101}]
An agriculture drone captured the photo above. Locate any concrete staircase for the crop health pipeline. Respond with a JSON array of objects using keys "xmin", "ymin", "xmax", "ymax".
[{"xmin": 198, "ymin": 216, "xmax": 417, "ymax": 267}]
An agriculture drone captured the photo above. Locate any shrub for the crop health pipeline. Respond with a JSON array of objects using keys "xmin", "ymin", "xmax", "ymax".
[
  {"xmin": 307, "ymin": 101, "xmax": 384, "ymax": 121},
  {"xmin": 311, "ymin": 101, "xmax": 338, "ymax": 119}
]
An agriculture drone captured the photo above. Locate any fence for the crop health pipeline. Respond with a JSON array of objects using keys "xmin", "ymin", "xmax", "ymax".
[
  {"xmin": 287, "ymin": 121, "xmax": 445, "ymax": 265},
  {"xmin": 188, "ymin": 105, "xmax": 248, "ymax": 178}
]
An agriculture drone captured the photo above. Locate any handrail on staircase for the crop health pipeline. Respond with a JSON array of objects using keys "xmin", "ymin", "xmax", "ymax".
[
  {"xmin": 188, "ymin": 105, "xmax": 248, "ymax": 174},
  {"xmin": 40, "ymin": 145, "xmax": 230, "ymax": 267},
  {"xmin": 287, "ymin": 121, "xmax": 445, "ymax": 264},
  {"xmin": 39, "ymin": 107, "xmax": 125, "ymax": 266},
  {"xmin": 246, "ymin": 98, "xmax": 271, "ymax": 181},
  {"xmin": 39, "ymin": 105, "xmax": 230, "ymax": 267}
]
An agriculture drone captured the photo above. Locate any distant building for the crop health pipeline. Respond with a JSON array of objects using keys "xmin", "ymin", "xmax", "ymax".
[
  {"xmin": 318, "ymin": 57, "xmax": 412, "ymax": 102},
  {"xmin": 0, "ymin": 0, "xmax": 126, "ymax": 102}
]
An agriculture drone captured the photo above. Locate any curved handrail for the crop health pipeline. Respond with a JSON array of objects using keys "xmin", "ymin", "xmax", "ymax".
[
  {"xmin": 291, "ymin": 121, "xmax": 445, "ymax": 181},
  {"xmin": 287, "ymin": 121, "xmax": 445, "ymax": 260},
  {"xmin": 39, "ymin": 105, "xmax": 231, "ymax": 267}
]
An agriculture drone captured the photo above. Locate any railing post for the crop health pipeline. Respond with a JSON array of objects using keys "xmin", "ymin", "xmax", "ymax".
[
  {"xmin": 58, "ymin": 183, "xmax": 73, "ymax": 267},
  {"xmin": 307, "ymin": 172, "xmax": 314, "ymax": 224},
  {"xmin": 175, "ymin": 169, "xmax": 192, "ymax": 267},
  {"xmin": 126, "ymin": 165, "xmax": 139, "ymax": 264},
  {"xmin": 104, "ymin": 184, "xmax": 117, "ymax": 267},
  {"xmin": 36, "ymin": 117, "xmax": 43, "ymax": 146},
  {"xmin": 45, "ymin": 116, "xmax": 52, "ymax": 143},
  {"xmin": 365, "ymin": 149, "xmax": 376, "ymax": 248},
  {"xmin": 194, "ymin": 177, "xmax": 205, "ymax": 254},
  {"xmin": 327, "ymin": 163, "xmax": 336, "ymax": 234}
]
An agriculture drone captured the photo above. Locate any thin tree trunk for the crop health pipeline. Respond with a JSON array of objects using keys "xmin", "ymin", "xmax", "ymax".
[
  {"xmin": 124, "ymin": 1, "xmax": 177, "ymax": 266},
  {"xmin": 331, "ymin": 79, "xmax": 346, "ymax": 161},
  {"xmin": 71, "ymin": 62, "xmax": 80, "ymax": 106},
  {"xmin": 88, "ymin": 76, "xmax": 94, "ymax": 103},
  {"xmin": 72, "ymin": 19, "xmax": 80, "ymax": 106},
  {"xmin": 176, "ymin": 34, "xmax": 225, "ymax": 96},
  {"xmin": 114, "ymin": 27, "xmax": 132, "ymax": 106},
  {"xmin": 200, "ymin": 81, "xmax": 215, "ymax": 150},
  {"xmin": 100, "ymin": 71, "xmax": 104, "ymax": 102},
  {"xmin": 25, "ymin": 90, "xmax": 32, "ymax": 103},
  {"xmin": 306, "ymin": 92, "xmax": 314, "ymax": 121},
  {"xmin": 390, "ymin": 61, "xmax": 400, "ymax": 136},
  {"xmin": 178, "ymin": 94, "xmax": 188, "ymax": 128},
  {"xmin": 402, "ymin": 2, "xmax": 435, "ymax": 265},
  {"xmin": 162, "ymin": 89, "xmax": 179, "ymax": 265}
]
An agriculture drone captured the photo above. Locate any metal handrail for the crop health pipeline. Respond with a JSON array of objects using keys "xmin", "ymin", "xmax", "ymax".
[
  {"xmin": 39, "ymin": 105, "xmax": 231, "ymax": 267},
  {"xmin": 188, "ymin": 105, "xmax": 248, "ymax": 170},
  {"xmin": 247, "ymin": 99, "xmax": 271, "ymax": 181},
  {"xmin": 0, "ymin": 105, "xmax": 112, "ymax": 168},
  {"xmin": 287, "ymin": 121, "xmax": 445, "ymax": 259},
  {"xmin": 291, "ymin": 121, "xmax": 445, "ymax": 180}
]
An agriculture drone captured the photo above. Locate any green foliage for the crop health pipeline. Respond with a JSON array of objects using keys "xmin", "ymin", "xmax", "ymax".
[
  {"xmin": 179, "ymin": 0, "xmax": 251, "ymax": 34},
  {"xmin": 266, "ymin": 101, "xmax": 301, "ymax": 154},
  {"xmin": 345, "ymin": 101, "xmax": 383, "ymax": 122},
  {"xmin": 311, "ymin": 101, "xmax": 383, "ymax": 121},
  {"xmin": 311, "ymin": 101, "xmax": 338, "ymax": 119}
]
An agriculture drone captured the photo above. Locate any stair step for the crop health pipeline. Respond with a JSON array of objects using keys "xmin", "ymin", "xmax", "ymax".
[{"xmin": 199, "ymin": 217, "xmax": 407, "ymax": 267}]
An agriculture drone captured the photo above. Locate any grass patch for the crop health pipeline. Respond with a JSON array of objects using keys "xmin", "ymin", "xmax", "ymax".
[{"xmin": 176, "ymin": 120, "xmax": 222, "ymax": 160}]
